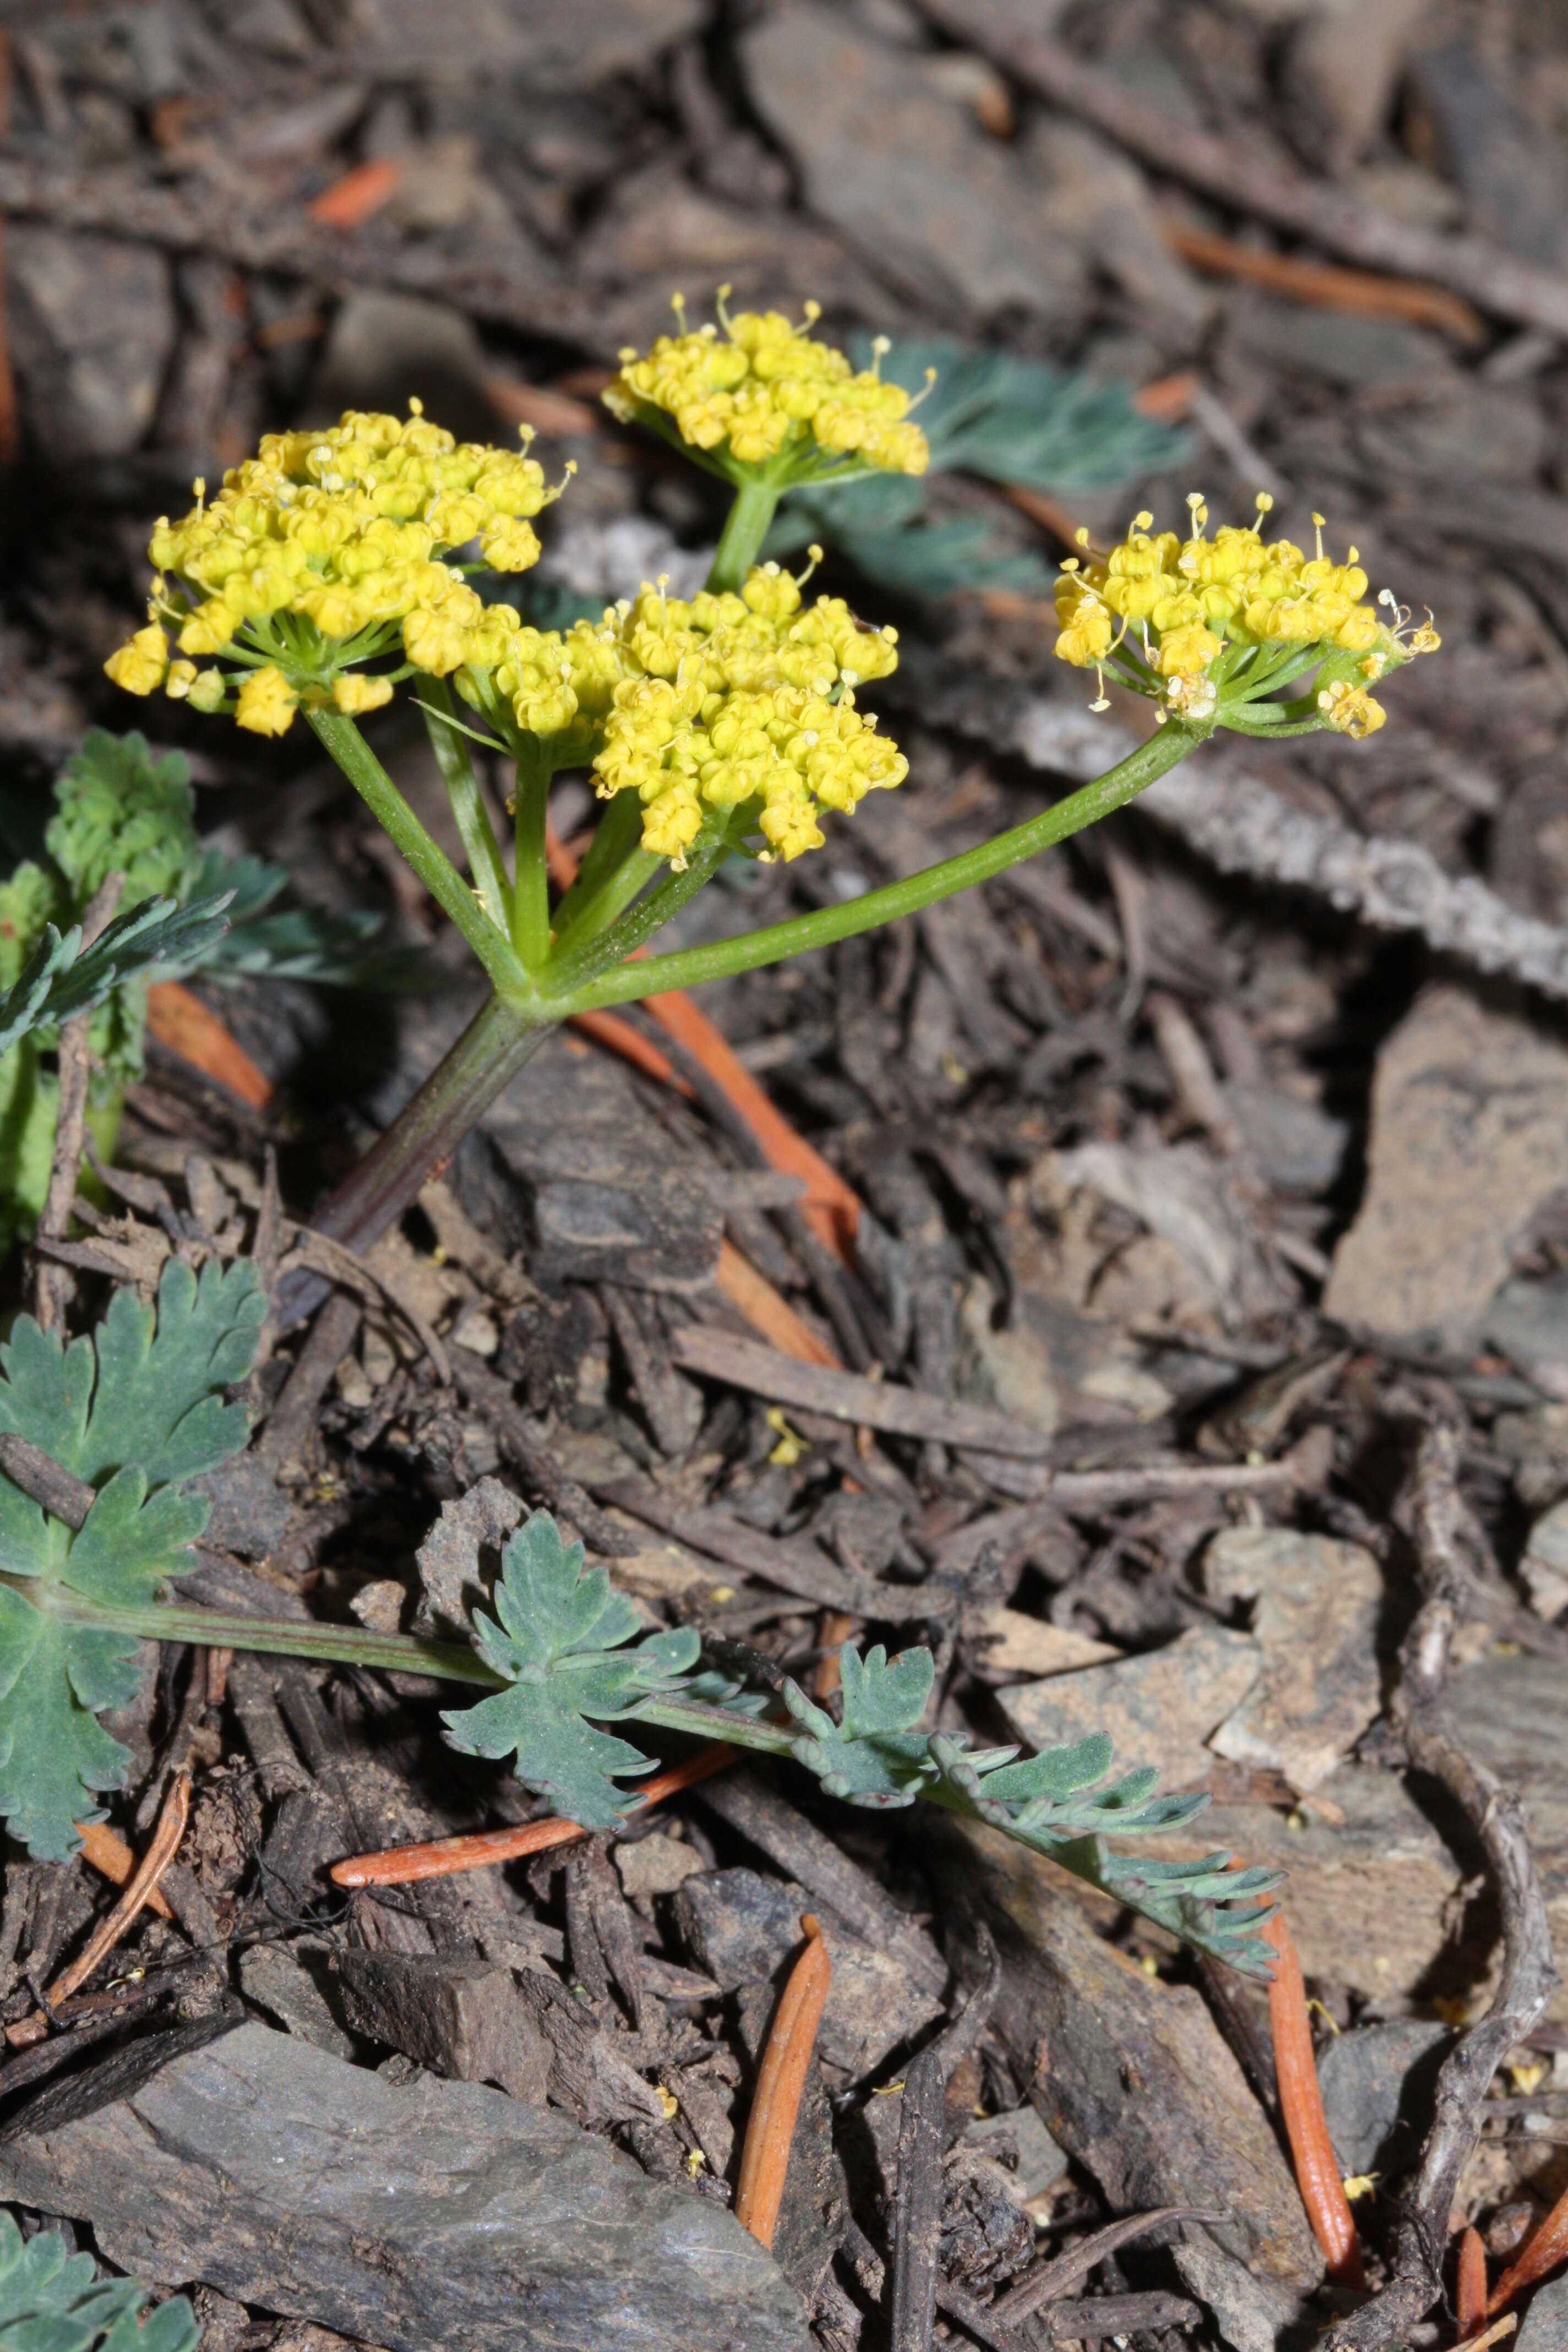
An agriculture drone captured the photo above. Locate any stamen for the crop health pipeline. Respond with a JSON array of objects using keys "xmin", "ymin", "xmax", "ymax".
[
  {"xmin": 905, "ymin": 366, "xmax": 939, "ymax": 415},
  {"xmin": 869, "ymin": 334, "xmax": 890, "ymax": 380},
  {"xmin": 1312, "ymin": 511, "xmax": 1326, "ymax": 562},
  {"xmin": 409, "ymin": 396, "xmax": 424, "ymax": 417},
  {"xmin": 714, "ymin": 282, "xmax": 733, "ymax": 333},
  {"xmin": 794, "ymin": 543, "xmax": 824, "ymax": 589}
]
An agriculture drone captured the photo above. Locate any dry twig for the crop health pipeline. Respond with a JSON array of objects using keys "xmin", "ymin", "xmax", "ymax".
[
  {"xmin": 1326, "ymin": 1426, "xmax": 1558, "ymax": 2352},
  {"xmin": 31, "ymin": 870, "xmax": 123, "ymax": 1331},
  {"xmin": 891, "ymin": 1925, "xmax": 1003, "ymax": 2352}
]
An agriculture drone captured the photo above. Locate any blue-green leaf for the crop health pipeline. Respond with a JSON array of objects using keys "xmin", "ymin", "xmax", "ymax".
[
  {"xmin": 781, "ymin": 1642, "xmax": 937, "ymax": 1807},
  {"xmin": 0, "ymin": 2210, "xmax": 199, "ymax": 2352},
  {"xmin": 0, "ymin": 893, "xmax": 234, "ymax": 1061},
  {"xmin": 0, "ymin": 1256, "xmax": 265, "ymax": 1858},
  {"xmin": 440, "ymin": 1510, "xmax": 702, "ymax": 1829}
]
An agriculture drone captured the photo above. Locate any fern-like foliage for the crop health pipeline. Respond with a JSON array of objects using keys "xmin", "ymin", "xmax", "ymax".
[
  {"xmin": 0, "ymin": 1256, "xmax": 265, "ymax": 1858},
  {"xmin": 187, "ymin": 850, "xmax": 426, "ymax": 989},
  {"xmin": 440, "ymin": 1511, "xmax": 704, "ymax": 1828},
  {"xmin": 0, "ymin": 894, "xmax": 234, "ymax": 1062},
  {"xmin": 0, "ymin": 2215, "xmax": 199, "ymax": 2352},
  {"xmin": 440, "ymin": 1509, "xmax": 1283, "ymax": 1976},
  {"xmin": 770, "ymin": 335, "xmax": 1190, "ymax": 601}
]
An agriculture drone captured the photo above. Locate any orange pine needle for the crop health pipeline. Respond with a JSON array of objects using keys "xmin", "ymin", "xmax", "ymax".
[
  {"xmin": 569, "ymin": 1009, "xmax": 695, "ymax": 1096},
  {"xmin": 1459, "ymin": 2225, "xmax": 1490, "ymax": 2337},
  {"xmin": 307, "ymin": 157, "xmax": 403, "ymax": 230},
  {"xmin": 644, "ymin": 988, "xmax": 861, "ymax": 1256},
  {"xmin": 1490, "ymin": 2182, "xmax": 1568, "ymax": 2316},
  {"xmin": 329, "ymin": 1744, "xmax": 736, "ymax": 1888},
  {"xmin": 1163, "ymin": 220, "xmax": 1485, "ymax": 345},
  {"xmin": 544, "ymin": 818, "xmax": 864, "ymax": 1262},
  {"xmin": 1262, "ymin": 1905, "xmax": 1365, "ymax": 2289},
  {"xmin": 717, "ymin": 1239, "xmax": 840, "ymax": 1369},
  {"xmin": 734, "ymin": 1915, "xmax": 831, "ymax": 2250},
  {"xmin": 146, "ymin": 981, "xmax": 273, "ymax": 1109},
  {"xmin": 73, "ymin": 1818, "xmax": 174, "ymax": 1919}
]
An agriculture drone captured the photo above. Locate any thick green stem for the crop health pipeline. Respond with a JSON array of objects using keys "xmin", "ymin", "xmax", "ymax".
[
  {"xmin": 312, "ymin": 988, "xmax": 549, "ymax": 1255},
  {"xmin": 418, "ymin": 679, "xmax": 513, "ymax": 930},
  {"xmin": 551, "ymin": 788, "xmax": 647, "ymax": 940},
  {"xmin": 510, "ymin": 733, "xmax": 553, "ymax": 969},
  {"xmin": 308, "ymin": 707, "xmax": 529, "ymax": 999},
  {"xmin": 707, "ymin": 476, "xmax": 782, "ymax": 594},
  {"xmin": 549, "ymin": 721, "xmax": 1201, "ymax": 1014}
]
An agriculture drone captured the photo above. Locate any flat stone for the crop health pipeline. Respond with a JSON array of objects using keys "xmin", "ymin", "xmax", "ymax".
[
  {"xmin": 961, "ymin": 2105, "xmax": 1069, "ymax": 2202},
  {"xmin": 1203, "ymin": 1528, "xmax": 1383, "ymax": 1792},
  {"xmin": 0, "ymin": 2019, "xmax": 808, "ymax": 2352},
  {"xmin": 1229, "ymin": 293, "xmax": 1451, "ymax": 391},
  {"xmin": 1324, "ymin": 987, "xmax": 1568, "ymax": 1346},
  {"xmin": 413, "ymin": 1476, "xmax": 522, "ymax": 1638},
  {"xmin": 995, "ymin": 1624, "xmax": 1264, "ymax": 1792},
  {"xmin": 1518, "ymin": 2273, "xmax": 1568, "ymax": 2352},
  {"xmin": 238, "ymin": 1941, "xmax": 357, "ymax": 2061},
  {"xmin": 740, "ymin": 4, "xmax": 1085, "ymax": 322},
  {"xmin": 1410, "ymin": 43, "xmax": 1568, "ymax": 270},
  {"xmin": 674, "ymin": 1868, "xmax": 941, "ymax": 2076},
  {"xmin": 614, "ymin": 1832, "xmax": 705, "ymax": 1901},
  {"xmin": 1487, "ymin": 1277, "xmax": 1568, "ymax": 1403},
  {"xmin": 1521, "ymin": 1499, "xmax": 1568, "ymax": 1620},
  {"xmin": 1315, "ymin": 2021, "xmax": 1451, "ymax": 2180},
  {"xmin": 8, "ymin": 230, "xmax": 176, "ymax": 460},
  {"xmin": 329, "ymin": 1951, "xmax": 551, "ymax": 2104}
]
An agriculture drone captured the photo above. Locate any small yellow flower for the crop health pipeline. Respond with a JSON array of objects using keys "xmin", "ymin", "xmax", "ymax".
[
  {"xmin": 1317, "ymin": 679, "xmax": 1386, "ymax": 738},
  {"xmin": 402, "ymin": 603, "xmax": 471, "ymax": 677},
  {"xmin": 605, "ymin": 293, "xmax": 929, "ymax": 482},
  {"xmin": 479, "ymin": 514, "xmax": 542, "ymax": 571},
  {"xmin": 187, "ymin": 668, "xmax": 227, "ymax": 713},
  {"xmin": 235, "ymin": 666, "xmax": 298, "ymax": 737},
  {"xmin": 104, "ymin": 624, "xmax": 170, "ymax": 696},
  {"xmin": 332, "ymin": 674, "xmax": 395, "ymax": 715}
]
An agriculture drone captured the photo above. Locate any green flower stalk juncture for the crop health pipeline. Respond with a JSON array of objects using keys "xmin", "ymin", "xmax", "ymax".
[{"xmin": 105, "ymin": 295, "xmax": 1438, "ymax": 1254}]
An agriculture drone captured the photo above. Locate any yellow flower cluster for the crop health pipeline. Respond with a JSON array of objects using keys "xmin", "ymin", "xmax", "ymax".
[
  {"xmin": 455, "ymin": 561, "xmax": 907, "ymax": 862},
  {"xmin": 1053, "ymin": 495, "xmax": 1438, "ymax": 733},
  {"xmin": 604, "ymin": 296, "xmax": 929, "ymax": 478},
  {"xmin": 104, "ymin": 404, "xmax": 557, "ymax": 733}
]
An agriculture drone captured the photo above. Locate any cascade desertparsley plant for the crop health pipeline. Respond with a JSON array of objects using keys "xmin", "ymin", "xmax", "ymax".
[{"xmin": 104, "ymin": 295, "xmax": 1439, "ymax": 1264}]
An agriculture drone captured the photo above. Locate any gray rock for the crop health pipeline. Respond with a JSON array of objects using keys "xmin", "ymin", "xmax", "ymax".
[
  {"xmin": 187, "ymin": 1452, "xmax": 294, "ymax": 1562},
  {"xmin": 1410, "ymin": 43, "xmax": 1568, "ymax": 271},
  {"xmin": 1323, "ymin": 987, "xmax": 1568, "ymax": 1346},
  {"xmin": 342, "ymin": 0, "xmax": 700, "ymax": 85},
  {"xmin": 413, "ymin": 1476, "xmax": 523, "ymax": 1638},
  {"xmin": 1315, "ymin": 2021, "xmax": 1451, "ymax": 2179},
  {"xmin": 740, "ymin": 4, "xmax": 1085, "ymax": 322},
  {"xmin": 1204, "ymin": 1528, "xmax": 1382, "ymax": 1792},
  {"xmin": 8, "ymin": 230, "xmax": 175, "ymax": 460},
  {"xmin": 996, "ymin": 1623, "xmax": 1265, "ymax": 1793},
  {"xmin": 329, "ymin": 1950, "xmax": 551, "ymax": 2104},
  {"xmin": 1223, "ymin": 1081, "xmax": 1349, "ymax": 1196},
  {"xmin": 308, "ymin": 290, "xmax": 497, "ymax": 447},
  {"xmin": 238, "ymin": 1941, "xmax": 357, "ymax": 2061},
  {"xmin": 1487, "ymin": 1277, "xmax": 1568, "ymax": 1403},
  {"xmin": 1518, "ymin": 2273, "xmax": 1568, "ymax": 2352},
  {"xmin": 0, "ymin": 2018, "xmax": 809, "ymax": 2352},
  {"xmin": 1229, "ymin": 293, "xmax": 1450, "ymax": 392},
  {"xmin": 674, "ymin": 1868, "xmax": 942, "ymax": 2075},
  {"xmin": 961, "ymin": 2105, "xmax": 1069, "ymax": 2202}
]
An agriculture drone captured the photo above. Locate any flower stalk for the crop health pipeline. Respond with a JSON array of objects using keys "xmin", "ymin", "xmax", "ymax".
[{"xmin": 102, "ymin": 298, "xmax": 1437, "ymax": 1266}]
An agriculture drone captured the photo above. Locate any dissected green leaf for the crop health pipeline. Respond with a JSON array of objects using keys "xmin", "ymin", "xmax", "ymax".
[
  {"xmin": 770, "ymin": 334, "xmax": 1191, "ymax": 602},
  {"xmin": 781, "ymin": 1642, "xmax": 937, "ymax": 1806},
  {"xmin": 186, "ymin": 850, "xmax": 425, "ymax": 990},
  {"xmin": 46, "ymin": 729, "xmax": 199, "ymax": 907},
  {"xmin": 441, "ymin": 1510, "xmax": 700, "ymax": 1828},
  {"xmin": 0, "ymin": 2211, "xmax": 199, "ymax": 2352},
  {"xmin": 0, "ymin": 1256, "xmax": 265, "ymax": 1858},
  {"xmin": 0, "ymin": 894, "xmax": 233, "ymax": 1063}
]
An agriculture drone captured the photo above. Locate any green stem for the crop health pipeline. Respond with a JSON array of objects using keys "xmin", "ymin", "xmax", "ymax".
[
  {"xmin": 311, "ymin": 988, "xmax": 549, "ymax": 1255},
  {"xmin": 707, "ymin": 476, "xmax": 782, "ymax": 594},
  {"xmin": 541, "ymin": 820, "xmax": 740, "ymax": 998},
  {"xmin": 418, "ymin": 678, "xmax": 513, "ymax": 930},
  {"xmin": 510, "ymin": 733, "xmax": 553, "ymax": 970},
  {"xmin": 551, "ymin": 789, "xmax": 648, "ymax": 941},
  {"xmin": 308, "ymin": 708, "xmax": 529, "ymax": 1000},
  {"xmin": 549, "ymin": 721, "xmax": 1201, "ymax": 1015},
  {"xmin": 39, "ymin": 1591, "xmax": 504, "ymax": 1685},
  {"xmin": 637, "ymin": 1695, "xmax": 797, "ymax": 1758}
]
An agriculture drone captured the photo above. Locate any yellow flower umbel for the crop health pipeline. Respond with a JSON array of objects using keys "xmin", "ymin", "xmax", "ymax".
[
  {"xmin": 450, "ymin": 557, "xmax": 907, "ymax": 865},
  {"xmin": 1053, "ymin": 493, "xmax": 1438, "ymax": 740},
  {"xmin": 605, "ymin": 292, "xmax": 930, "ymax": 487},
  {"xmin": 102, "ymin": 402, "xmax": 563, "ymax": 734}
]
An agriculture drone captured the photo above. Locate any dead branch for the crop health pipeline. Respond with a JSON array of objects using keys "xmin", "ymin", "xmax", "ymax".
[
  {"xmin": 31, "ymin": 870, "xmax": 123, "ymax": 1331},
  {"xmin": 1325, "ymin": 1424, "xmax": 1559, "ymax": 2352}
]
